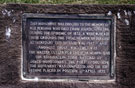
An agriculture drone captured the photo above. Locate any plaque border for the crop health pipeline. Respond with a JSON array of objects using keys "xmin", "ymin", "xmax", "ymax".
[{"xmin": 21, "ymin": 13, "xmax": 116, "ymax": 81}]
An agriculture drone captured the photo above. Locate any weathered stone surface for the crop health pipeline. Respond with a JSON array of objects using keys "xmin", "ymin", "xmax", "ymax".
[{"xmin": 0, "ymin": 4, "xmax": 135, "ymax": 88}]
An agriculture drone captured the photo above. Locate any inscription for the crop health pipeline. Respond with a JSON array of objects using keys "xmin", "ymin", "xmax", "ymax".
[{"xmin": 22, "ymin": 14, "xmax": 114, "ymax": 80}]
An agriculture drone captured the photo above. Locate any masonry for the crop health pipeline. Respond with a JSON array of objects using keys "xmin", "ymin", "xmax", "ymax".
[{"xmin": 0, "ymin": 4, "xmax": 135, "ymax": 88}]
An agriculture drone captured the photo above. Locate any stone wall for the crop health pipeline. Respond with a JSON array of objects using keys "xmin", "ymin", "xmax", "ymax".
[{"xmin": 0, "ymin": 4, "xmax": 135, "ymax": 88}]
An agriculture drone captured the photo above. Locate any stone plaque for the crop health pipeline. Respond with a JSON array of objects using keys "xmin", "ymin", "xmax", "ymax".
[{"xmin": 22, "ymin": 14, "xmax": 115, "ymax": 80}]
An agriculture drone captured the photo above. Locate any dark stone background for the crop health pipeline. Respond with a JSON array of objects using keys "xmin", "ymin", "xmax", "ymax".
[{"xmin": 0, "ymin": 4, "xmax": 135, "ymax": 88}]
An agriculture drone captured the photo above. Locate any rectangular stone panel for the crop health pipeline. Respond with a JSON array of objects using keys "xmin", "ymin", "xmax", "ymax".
[{"xmin": 22, "ymin": 14, "xmax": 115, "ymax": 80}]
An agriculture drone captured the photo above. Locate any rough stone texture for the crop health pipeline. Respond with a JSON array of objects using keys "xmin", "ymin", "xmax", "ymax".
[{"xmin": 0, "ymin": 4, "xmax": 135, "ymax": 88}]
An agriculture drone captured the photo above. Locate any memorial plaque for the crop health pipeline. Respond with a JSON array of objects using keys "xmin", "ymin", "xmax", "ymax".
[{"xmin": 22, "ymin": 14, "xmax": 115, "ymax": 80}]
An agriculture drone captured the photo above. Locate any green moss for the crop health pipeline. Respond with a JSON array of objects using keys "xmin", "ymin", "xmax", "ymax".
[{"xmin": 0, "ymin": 0, "xmax": 135, "ymax": 4}]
